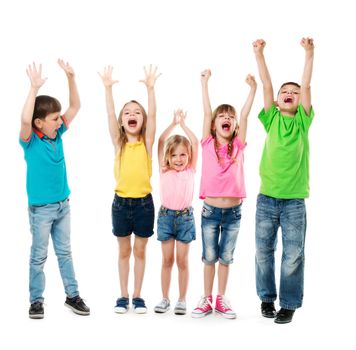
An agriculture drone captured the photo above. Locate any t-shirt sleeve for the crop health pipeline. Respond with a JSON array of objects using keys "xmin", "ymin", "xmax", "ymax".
[
  {"xmin": 258, "ymin": 104, "xmax": 277, "ymax": 132},
  {"xmin": 19, "ymin": 131, "xmax": 34, "ymax": 149},
  {"xmin": 57, "ymin": 116, "xmax": 69, "ymax": 136},
  {"xmin": 296, "ymin": 105, "xmax": 314, "ymax": 131},
  {"xmin": 201, "ymin": 134, "xmax": 213, "ymax": 147}
]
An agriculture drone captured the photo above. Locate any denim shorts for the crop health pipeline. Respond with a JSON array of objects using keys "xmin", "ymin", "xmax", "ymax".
[
  {"xmin": 157, "ymin": 206, "xmax": 196, "ymax": 243},
  {"xmin": 201, "ymin": 202, "xmax": 242, "ymax": 265},
  {"xmin": 112, "ymin": 193, "xmax": 155, "ymax": 238}
]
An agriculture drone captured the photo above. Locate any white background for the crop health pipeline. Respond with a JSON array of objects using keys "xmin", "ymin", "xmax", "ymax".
[{"xmin": 1, "ymin": 0, "xmax": 355, "ymax": 349}]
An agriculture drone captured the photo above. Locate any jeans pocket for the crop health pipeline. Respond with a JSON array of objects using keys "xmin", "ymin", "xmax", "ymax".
[{"xmin": 201, "ymin": 205, "xmax": 213, "ymax": 218}]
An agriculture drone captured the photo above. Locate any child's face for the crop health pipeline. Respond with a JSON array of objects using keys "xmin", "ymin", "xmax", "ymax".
[
  {"xmin": 168, "ymin": 144, "xmax": 190, "ymax": 172},
  {"xmin": 277, "ymin": 85, "xmax": 301, "ymax": 115},
  {"xmin": 213, "ymin": 112, "xmax": 237, "ymax": 140},
  {"xmin": 36, "ymin": 112, "xmax": 63, "ymax": 139},
  {"xmin": 121, "ymin": 102, "xmax": 144, "ymax": 136}
]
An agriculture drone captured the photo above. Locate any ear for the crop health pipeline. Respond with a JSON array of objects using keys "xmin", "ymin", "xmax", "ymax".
[{"xmin": 34, "ymin": 118, "xmax": 43, "ymax": 129}]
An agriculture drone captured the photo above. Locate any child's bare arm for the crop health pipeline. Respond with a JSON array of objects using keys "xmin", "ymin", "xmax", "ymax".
[
  {"xmin": 179, "ymin": 110, "xmax": 199, "ymax": 170},
  {"xmin": 140, "ymin": 65, "xmax": 161, "ymax": 157},
  {"xmin": 253, "ymin": 39, "xmax": 274, "ymax": 111},
  {"xmin": 58, "ymin": 59, "xmax": 80, "ymax": 125},
  {"xmin": 98, "ymin": 66, "xmax": 120, "ymax": 152},
  {"xmin": 239, "ymin": 75, "xmax": 257, "ymax": 144},
  {"xmin": 20, "ymin": 63, "xmax": 47, "ymax": 141},
  {"xmin": 300, "ymin": 37, "xmax": 314, "ymax": 115},
  {"xmin": 201, "ymin": 69, "xmax": 213, "ymax": 140}
]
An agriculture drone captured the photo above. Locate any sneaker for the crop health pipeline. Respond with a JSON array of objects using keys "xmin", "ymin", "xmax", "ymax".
[
  {"xmin": 29, "ymin": 301, "xmax": 44, "ymax": 319},
  {"xmin": 154, "ymin": 298, "xmax": 170, "ymax": 313},
  {"xmin": 261, "ymin": 301, "xmax": 276, "ymax": 318},
  {"xmin": 191, "ymin": 295, "xmax": 213, "ymax": 318},
  {"xmin": 215, "ymin": 295, "xmax": 236, "ymax": 319},
  {"xmin": 274, "ymin": 308, "xmax": 295, "ymax": 324},
  {"xmin": 174, "ymin": 300, "xmax": 186, "ymax": 315},
  {"xmin": 132, "ymin": 297, "xmax": 147, "ymax": 314},
  {"xmin": 115, "ymin": 297, "xmax": 129, "ymax": 314},
  {"xmin": 64, "ymin": 296, "xmax": 90, "ymax": 316}
]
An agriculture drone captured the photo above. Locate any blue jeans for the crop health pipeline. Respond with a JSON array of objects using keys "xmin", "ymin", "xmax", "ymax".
[
  {"xmin": 28, "ymin": 199, "xmax": 79, "ymax": 303},
  {"xmin": 255, "ymin": 194, "xmax": 306, "ymax": 310},
  {"xmin": 201, "ymin": 202, "xmax": 242, "ymax": 265}
]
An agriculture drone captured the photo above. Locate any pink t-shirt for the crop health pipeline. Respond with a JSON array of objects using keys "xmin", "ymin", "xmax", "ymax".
[
  {"xmin": 199, "ymin": 135, "xmax": 246, "ymax": 199},
  {"xmin": 160, "ymin": 167, "xmax": 195, "ymax": 210}
]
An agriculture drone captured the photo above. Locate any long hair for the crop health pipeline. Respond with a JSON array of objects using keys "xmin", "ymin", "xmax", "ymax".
[
  {"xmin": 211, "ymin": 104, "xmax": 238, "ymax": 160},
  {"xmin": 32, "ymin": 95, "xmax": 61, "ymax": 128},
  {"xmin": 117, "ymin": 100, "xmax": 147, "ymax": 153},
  {"xmin": 162, "ymin": 134, "xmax": 192, "ymax": 171}
]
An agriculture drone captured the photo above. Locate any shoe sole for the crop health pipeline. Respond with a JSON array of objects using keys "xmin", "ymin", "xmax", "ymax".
[
  {"xmin": 134, "ymin": 307, "xmax": 147, "ymax": 314},
  {"xmin": 174, "ymin": 309, "xmax": 186, "ymax": 315},
  {"xmin": 191, "ymin": 310, "xmax": 212, "ymax": 318},
  {"xmin": 274, "ymin": 318, "xmax": 293, "ymax": 324},
  {"xmin": 114, "ymin": 307, "xmax": 129, "ymax": 314},
  {"xmin": 215, "ymin": 310, "xmax": 236, "ymax": 319},
  {"xmin": 64, "ymin": 303, "xmax": 90, "ymax": 316},
  {"xmin": 154, "ymin": 307, "xmax": 170, "ymax": 313},
  {"xmin": 262, "ymin": 313, "xmax": 276, "ymax": 318},
  {"xmin": 29, "ymin": 314, "xmax": 44, "ymax": 319}
]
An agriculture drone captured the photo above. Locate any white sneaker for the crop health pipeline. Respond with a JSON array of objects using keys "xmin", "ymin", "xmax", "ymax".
[
  {"xmin": 174, "ymin": 300, "xmax": 186, "ymax": 315},
  {"xmin": 154, "ymin": 298, "xmax": 170, "ymax": 313}
]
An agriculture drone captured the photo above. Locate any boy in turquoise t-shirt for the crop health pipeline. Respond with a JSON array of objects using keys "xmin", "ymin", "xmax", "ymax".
[
  {"xmin": 19, "ymin": 61, "xmax": 90, "ymax": 319},
  {"xmin": 253, "ymin": 38, "xmax": 314, "ymax": 324}
]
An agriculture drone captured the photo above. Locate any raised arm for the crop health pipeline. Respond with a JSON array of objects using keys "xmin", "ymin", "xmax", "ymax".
[
  {"xmin": 140, "ymin": 65, "xmax": 161, "ymax": 156},
  {"xmin": 99, "ymin": 66, "xmax": 120, "ymax": 152},
  {"xmin": 20, "ymin": 63, "xmax": 47, "ymax": 141},
  {"xmin": 238, "ymin": 74, "xmax": 257, "ymax": 144},
  {"xmin": 157, "ymin": 112, "xmax": 180, "ymax": 170},
  {"xmin": 201, "ymin": 69, "xmax": 213, "ymax": 139},
  {"xmin": 300, "ymin": 37, "xmax": 314, "ymax": 115},
  {"xmin": 58, "ymin": 59, "xmax": 80, "ymax": 125},
  {"xmin": 179, "ymin": 110, "xmax": 199, "ymax": 170},
  {"xmin": 253, "ymin": 39, "xmax": 274, "ymax": 111}
]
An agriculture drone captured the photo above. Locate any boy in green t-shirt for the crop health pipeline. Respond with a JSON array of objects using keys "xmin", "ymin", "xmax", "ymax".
[{"xmin": 253, "ymin": 38, "xmax": 314, "ymax": 324}]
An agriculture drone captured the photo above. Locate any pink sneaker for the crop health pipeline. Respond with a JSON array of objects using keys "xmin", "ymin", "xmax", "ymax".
[
  {"xmin": 215, "ymin": 295, "xmax": 236, "ymax": 319},
  {"xmin": 191, "ymin": 295, "xmax": 213, "ymax": 318}
]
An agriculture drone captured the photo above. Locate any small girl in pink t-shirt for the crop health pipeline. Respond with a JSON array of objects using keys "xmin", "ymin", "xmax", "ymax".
[
  {"xmin": 154, "ymin": 109, "xmax": 199, "ymax": 315},
  {"xmin": 191, "ymin": 69, "xmax": 257, "ymax": 319}
]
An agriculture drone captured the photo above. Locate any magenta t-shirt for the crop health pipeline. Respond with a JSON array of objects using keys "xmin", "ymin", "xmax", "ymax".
[
  {"xmin": 160, "ymin": 167, "xmax": 195, "ymax": 210},
  {"xmin": 199, "ymin": 135, "xmax": 246, "ymax": 199}
]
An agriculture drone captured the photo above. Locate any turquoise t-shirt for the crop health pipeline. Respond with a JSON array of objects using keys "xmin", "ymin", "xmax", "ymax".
[
  {"xmin": 19, "ymin": 121, "xmax": 70, "ymax": 205},
  {"xmin": 258, "ymin": 104, "xmax": 314, "ymax": 199}
]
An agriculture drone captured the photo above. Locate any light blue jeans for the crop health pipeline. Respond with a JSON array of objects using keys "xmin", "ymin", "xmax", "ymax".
[
  {"xmin": 255, "ymin": 194, "xmax": 306, "ymax": 310},
  {"xmin": 28, "ymin": 198, "xmax": 79, "ymax": 303}
]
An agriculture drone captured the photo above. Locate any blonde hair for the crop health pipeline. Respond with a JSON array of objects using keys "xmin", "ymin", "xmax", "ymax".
[
  {"xmin": 211, "ymin": 104, "xmax": 238, "ymax": 160},
  {"xmin": 163, "ymin": 135, "xmax": 192, "ymax": 170},
  {"xmin": 117, "ymin": 100, "xmax": 147, "ymax": 153}
]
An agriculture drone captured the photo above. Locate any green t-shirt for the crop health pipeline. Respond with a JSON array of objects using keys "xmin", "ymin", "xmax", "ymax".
[{"xmin": 258, "ymin": 104, "xmax": 314, "ymax": 199}]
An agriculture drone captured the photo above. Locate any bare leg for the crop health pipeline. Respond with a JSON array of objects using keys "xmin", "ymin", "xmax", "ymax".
[
  {"xmin": 217, "ymin": 262, "xmax": 229, "ymax": 295},
  {"xmin": 176, "ymin": 241, "xmax": 190, "ymax": 301},
  {"xmin": 161, "ymin": 240, "xmax": 175, "ymax": 299},
  {"xmin": 132, "ymin": 235, "xmax": 148, "ymax": 298},
  {"xmin": 204, "ymin": 263, "xmax": 215, "ymax": 296},
  {"xmin": 118, "ymin": 236, "xmax": 132, "ymax": 297}
]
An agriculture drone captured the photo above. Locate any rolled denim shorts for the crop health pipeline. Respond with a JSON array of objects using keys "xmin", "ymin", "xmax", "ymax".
[
  {"xmin": 112, "ymin": 193, "xmax": 154, "ymax": 238},
  {"xmin": 201, "ymin": 202, "xmax": 242, "ymax": 265},
  {"xmin": 157, "ymin": 206, "xmax": 196, "ymax": 243}
]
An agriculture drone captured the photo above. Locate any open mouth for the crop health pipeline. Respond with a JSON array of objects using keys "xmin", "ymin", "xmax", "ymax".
[
  {"xmin": 222, "ymin": 122, "xmax": 231, "ymax": 131},
  {"xmin": 284, "ymin": 97, "xmax": 293, "ymax": 103},
  {"xmin": 128, "ymin": 119, "xmax": 138, "ymax": 127}
]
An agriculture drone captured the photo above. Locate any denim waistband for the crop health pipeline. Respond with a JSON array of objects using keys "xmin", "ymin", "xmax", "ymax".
[
  {"xmin": 114, "ymin": 193, "xmax": 152, "ymax": 206},
  {"xmin": 160, "ymin": 206, "xmax": 193, "ymax": 216}
]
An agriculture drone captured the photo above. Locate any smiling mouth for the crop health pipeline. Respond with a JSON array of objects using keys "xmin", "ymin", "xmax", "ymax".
[
  {"xmin": 222, "ymin": 123, "xmax": 231, "ymax": 131},
  {"xmin": 284, "ymin": 97, "xmax": 293, "ymax": 103},
  {"xmin": 128, "ymin": 119, "xmax": 137, "ymax": 127}
]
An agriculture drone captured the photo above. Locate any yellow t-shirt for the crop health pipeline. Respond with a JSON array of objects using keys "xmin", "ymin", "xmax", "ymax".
[{"xmin": 114, "ymin": 141, "xmax": 152, "ymax": 198}]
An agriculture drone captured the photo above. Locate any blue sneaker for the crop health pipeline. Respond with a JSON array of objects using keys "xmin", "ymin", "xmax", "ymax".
[
  {"xmin": 132, "ymin": 297, "xmax": 147, "ymax": 314},
  {"xmin": 115, "ymin": 297, "xmax": 129, "ymax": 314}
]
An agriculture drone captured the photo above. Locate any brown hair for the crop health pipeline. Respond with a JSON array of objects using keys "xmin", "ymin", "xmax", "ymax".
[
  {"xmin": 278, "ymin": 82, "xmax": 301, "ymax": 95},
  {"xmin": 211, "ymin": 104, "xmax": 238, "ymax": 160},
  {"xmin": 32, "ymin": 95, "xmax": 61, "ymax": 128},
  {"xmin": 117, "ymin": 100, "xmax": 147, "ymax": 153},
  {"xmin": 163, "ymin": 134, "xmax": 192, "ymax": 170}
]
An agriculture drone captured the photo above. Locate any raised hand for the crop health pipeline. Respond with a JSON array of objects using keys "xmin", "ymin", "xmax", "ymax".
[
  {"xmin": 300, "ymin": 37, "xmax": 314, "ymax": 52},
  {"xmin": 140, "ymin": 64, "xmax": 161, "ymax": 89},
  {"xmin": 58, "ymin": 59, "xmax": 75, "ymax": 78},
  {"xmin": 26, "ymin": 63, "xmax": 47, "ymax": 89},
  {"xmin": 201, "ymin": 69, "xmax": 211, "ymax": 85},
  {"xmin": 252, "ymin": 39, "xmax": 266, "ymax": 54},
  {"xmin": 245, "ymin": 74, "xmax": 257, "ymax": 89},
  {"xmin": 99, "ymin": 65, "xmax": 119, "ymax": 88}
]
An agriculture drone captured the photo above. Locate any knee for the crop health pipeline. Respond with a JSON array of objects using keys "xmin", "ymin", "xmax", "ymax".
[
  {"xmin": 120, "ymin": 246, "xmax": 132, "ymax": 260},
  {"xmin": 176, "ymin": 256, "xmax": 188, "ymax": 270},
  {"xmin": 133, "ymin": 246, "xmax": 146, "ymax": 260},
  {"xmin": 162, "ymin": 256, "xmax": 174, "ymax": 269}
]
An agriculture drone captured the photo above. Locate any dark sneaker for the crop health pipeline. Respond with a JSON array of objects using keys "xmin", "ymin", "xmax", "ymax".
[
  {"xmin": 274, "ymin": 308, "xmax": 295, "ymax": 324},
  {"xmin": 115, "ymin": 297, "xmax": 129, "ymax": 314},
  {"xmin": 29, "ymin": 301, "xmax": 44, "ymax": 319},
  {"xmin": 65, "ymin": 296, "xmax": 90, "ymax": 316},
  {"xmin": 261, "ymin": 302, "xmax": 276, "ymax": 318},
  {"xmin": 132, "ymin": 297, "xmax": 147, "ymax": 314}
]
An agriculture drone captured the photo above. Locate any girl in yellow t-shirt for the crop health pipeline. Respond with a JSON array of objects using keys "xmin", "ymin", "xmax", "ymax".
[{"xmin": 99, "ymin": 65, "xmax": 161, "ymax": 314}]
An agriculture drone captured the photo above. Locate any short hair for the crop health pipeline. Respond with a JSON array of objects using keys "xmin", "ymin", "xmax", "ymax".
[
  {"xmin": 32, "ymin": 95, "xmax": 61, "ymax": 127},
  {"xmin": 278, "ymin": 82, "xmax": 301, "ymax": 95}
]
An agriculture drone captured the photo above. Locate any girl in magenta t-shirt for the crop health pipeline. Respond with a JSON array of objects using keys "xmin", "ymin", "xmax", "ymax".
[
  {"xmin": 154, "ymin": 109, "xmax": 199, "ymax": 315},
  {"xmin": 191, "ymin": 69, "xmax": 257, "ymax": 319}
]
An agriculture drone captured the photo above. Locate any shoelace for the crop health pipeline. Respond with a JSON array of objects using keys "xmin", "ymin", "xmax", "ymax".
[
  {"xmin": 197, "ymin": 297, "xmax": 212, "ymax": 309},
  {"xmin": 217, "ymin": 296, "xmax": 232, "ymax": 311}
]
